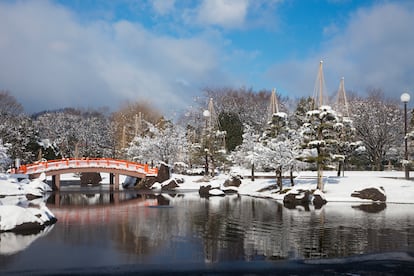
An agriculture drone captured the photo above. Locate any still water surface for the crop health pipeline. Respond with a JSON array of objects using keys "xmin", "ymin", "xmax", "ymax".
[{"xmin": 1, "ymin": 187, "xmax": 414, "ymax": 274}]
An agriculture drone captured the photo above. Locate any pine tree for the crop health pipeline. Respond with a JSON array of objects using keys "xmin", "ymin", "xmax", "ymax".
[{"xmin": 299, "ymin": 105, "xmax": 339, "ymax": 190}]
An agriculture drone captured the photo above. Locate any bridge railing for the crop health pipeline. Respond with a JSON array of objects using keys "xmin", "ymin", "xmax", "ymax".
[{"xmin": 17, "ymin": 158, "xmax": 158, "ymax": 176}]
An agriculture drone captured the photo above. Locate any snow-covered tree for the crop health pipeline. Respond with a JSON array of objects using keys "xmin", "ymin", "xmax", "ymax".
[
  {"xmin": 231, "ymin": 125, "xmax": 262, "ymax": 179},
  {"xmin": 261, "ymin": 112, "xmax": 301, "ymax": 189},
  {"xmin": 291, "ymin": 96, "xmax": 315, "ymax": 130},
  {"xmin": 299, "ymin": 105, "xmax": 339, "ymax": 190},
  {"xmin": 350, "ymin": 91, "xmax": 402, "ymax": 170},
  {"xmin": 333, "ymin": 116, "xmax": 363, "ymax": 176},
  {"xmin": 34, "ymin": 108, "xmax": 114, "ymax": 159},
  {"xmin": 0, "ymin": 91, "xmax": 36, "ymax": 164},
  {"xmin": 127, "ymin": 119, "xmax": 188, "ymax": 165}
]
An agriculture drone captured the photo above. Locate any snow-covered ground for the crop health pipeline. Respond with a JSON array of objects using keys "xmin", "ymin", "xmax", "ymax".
[
  {"xmin": 167, "ymin": 170, "xmax": 414, "ymax": 204},
  {"xmin": 46, "ymin": 169, "xmax": 414, "ymax": 204}
]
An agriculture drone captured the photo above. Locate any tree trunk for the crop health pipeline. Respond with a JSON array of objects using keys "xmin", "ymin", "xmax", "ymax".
[
  {"xmin": 337, "ymin": 161, "xmax": 342, "ymax": 177},
  {"xmin": 276, "ymin": 166, "xmax": 282, "ymax": 191},
  {"xmin": 210, "ymin": 155, "xmax": 216, "ymax": 176},
  {"xmin": 317, "ymin": 165, "xmax": 324, "ymax": 190},
  {"xmin": 251, "ymin": 163, "xmax": 255, "ymax": 181},
  {"xmin": 204, "ymin": 154, "xmax": 209, "ymax": 175},
  {"xmin": 317, "ymin": 147, "xmax": 324, "ymax": 190},
  {"xmin": 290, "ymin": 169, "xmax": 294, "ymax": 186}
]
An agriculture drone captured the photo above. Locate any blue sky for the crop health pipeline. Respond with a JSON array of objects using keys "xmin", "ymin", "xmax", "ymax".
[{"xmin": 1, "ymin": 0, "xmax": 413, "ymax": 116}]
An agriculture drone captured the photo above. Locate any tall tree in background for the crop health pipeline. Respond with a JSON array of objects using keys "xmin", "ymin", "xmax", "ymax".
[
  {"xmin": 202, "ymin": 87, "xmax": 282, "ymax": 132},
  {"xmin": 350, "ymin": 90, "xmax": 402, "ymax": 170},
  {"xmin": 0, "ymin": 91, "xmax": 35, "ymax": 165},
  {"xmin": 218, "ymin": 111, "xmax": 243, "ymax": 152},
  {"xmin": 0, "ymin": 90, "xmax": 23, "ymax": 116},
  {"xmin": 127, "ymin": 118, "xmax": 188, "ymax": 165},
  {"xmin": 111, "ymin": 101, "xmax": 162, "ymax": 158},
  {"xmin": 292, "ymin": 97, "xmax": 315, "ymax": 130},
  {"xmin": 34, "ymin": 108, "xmax": 114, "ymax": 159}
]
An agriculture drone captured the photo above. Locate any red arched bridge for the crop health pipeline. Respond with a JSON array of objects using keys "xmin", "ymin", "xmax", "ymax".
[{"xmin": 17, "ymin": 158, "xmax": 158, "ymax": 190}]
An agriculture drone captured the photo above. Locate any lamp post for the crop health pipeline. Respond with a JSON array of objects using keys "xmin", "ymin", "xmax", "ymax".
[
  {"xmin": 401, "ymin": 92, "xmax": 410, "ymax": 179},
  {"xmin": 203, "ymin": 110, "xmax": 211, "ymax": 176}
]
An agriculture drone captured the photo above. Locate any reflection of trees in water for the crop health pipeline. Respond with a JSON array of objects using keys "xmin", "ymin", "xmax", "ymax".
[{"xmin": 46, "ymin": 194, "xmax": 414, "ymax": 263}]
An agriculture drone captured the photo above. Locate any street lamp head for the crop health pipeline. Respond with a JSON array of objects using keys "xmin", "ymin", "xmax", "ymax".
[
  {"xmin": 203, "ymin": 110, "xmax": 211, "ymax": 117},
  {"xmin": 401, "ymin": 92, "xmax": 410, "ymax": 103}
]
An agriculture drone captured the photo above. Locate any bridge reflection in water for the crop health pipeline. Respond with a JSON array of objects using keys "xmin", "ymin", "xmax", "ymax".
[{"xmin": 47, "ymin": 191, "xmax": 165, "ymax": 225}]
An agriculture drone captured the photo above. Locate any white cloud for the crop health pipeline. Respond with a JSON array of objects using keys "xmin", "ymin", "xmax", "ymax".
[
  {"xmin": 151, "ymin": 0, "xmax": 175, "ymax": 15},
  {"xmin": 196, "ymin": 0, "xmax": 249, "ymax": 29},
  {"xmin": 0, "ymin": 1, "xmax": 226, "ymax": 115},
  {"xmin": 267, "ymin": 2, "xmax": 414, "ymax": 103}
]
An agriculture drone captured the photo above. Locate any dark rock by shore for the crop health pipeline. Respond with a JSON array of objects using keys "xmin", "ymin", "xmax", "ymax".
[{"xmin": 351, "ymin": 187, "xmax": 386, "ymax": 202}]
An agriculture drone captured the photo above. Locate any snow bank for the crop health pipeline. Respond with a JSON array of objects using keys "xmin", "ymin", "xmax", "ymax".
[
  {"xmin": 0, "ymin": 173, "xmax": 51, "ymax": 197},
  {"xmin": 0, "ymin": 173, "xmax": 56, "ymax": 233},
  {"xmin": 0, "ymin": 203, "xmax": 57, "ymax": 232}
]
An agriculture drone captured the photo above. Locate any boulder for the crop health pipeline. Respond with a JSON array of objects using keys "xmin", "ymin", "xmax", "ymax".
[
  {"xmin": 199, "ymin": 185, "xmax": 212, "ymax": 198},
  {"xmin": 80, "ymin": 172, "xmax": 102, "ymax": 185},
  {"xmin": 283, "ymin": 189, "xmax": 311, "ymax": 209},
  {"xmin": 122, "ymin": 176, "xmax": 138, "ymax": 188},
  {"xmin": 223, "ymin": 175, "xmax": 242, "ymax": 187},
  {"xmin": 161, "ymin": 179, "xmax": 179, "ymax": 191},
  {"xmin": 135, "ymin": 177, "xmax": 157, "ymax": 190},
  {"xmin": 157, "ymin": 163, "xmax": 171, "ymax": 183},
  {"xmin": 222, "ymin": 186, "xmax": 238, "ymax": 194},
  {"xmin": 312, "ymin": 190, "xmax": 327, "ymax": 209},
  {"xmin": 0, "ymin": 204, "xmax": 57, "ymax": 234},
  {"xmin": 351, "ymin": 187, "xmax": 386, "ymax": 202}
]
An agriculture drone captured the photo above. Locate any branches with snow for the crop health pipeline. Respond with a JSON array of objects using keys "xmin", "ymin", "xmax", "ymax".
[{"xmin": 127, "ymin": 120, "xmax": 189, "ymax": 165}]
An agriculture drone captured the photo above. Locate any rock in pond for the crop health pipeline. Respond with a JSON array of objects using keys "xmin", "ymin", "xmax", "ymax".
[
  {"xmin": 0, "ymin": 203, "xmax": 57, "ymax": 233},
  {"xmin": 351, "ymin": 187, "xmax": 386, "ymax": 202}
]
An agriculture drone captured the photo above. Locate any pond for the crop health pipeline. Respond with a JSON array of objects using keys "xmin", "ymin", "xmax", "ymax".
[{"xmin": 1, "ymin": 186, "xmax": 414, "ymax": 275}]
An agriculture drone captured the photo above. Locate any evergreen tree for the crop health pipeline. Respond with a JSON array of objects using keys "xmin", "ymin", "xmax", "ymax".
[
  {"xmin": 261, "ymin": 112, "xmax": 300, "ymax": 190},
  {"xmin": 299, "ymin": 105, "xmax": 339, "ymax": 190},
  {"xmin": 218, "ymin": 111, "xmax": 243, "ymax": 152}
]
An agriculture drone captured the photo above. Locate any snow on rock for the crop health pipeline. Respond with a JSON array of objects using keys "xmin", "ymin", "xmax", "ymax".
[
  {"xmin": 160, "ymin": 179, "xmax": 180, "ymax": 191},
  {"xmin": 0, "ymin": 173, "xmax": 51, "ymax": 198},
  {"xmin": 313, "ymin": 189, "xmax": 326, "ymax": 200},
  {"xmin": 283, "ymin": 189, "xmax": 311, "ymax": 208},
  {"xmin": 122, "ymin": 176, "xmax": 137, "ymax": 188},
  {"xmin": 312, "ymin": 189, "xmax": 327, "ymax": 208},
  {"xmin": 209, "ymin": 188, "xmax": 225, "ymax": 197},
  {"xmin": 0, "ymin": 203, "xmax": 57, "ymax": 233},
  {"xmin": 150, "ymin": 182, "xmax": 162, "ymax": 191}
]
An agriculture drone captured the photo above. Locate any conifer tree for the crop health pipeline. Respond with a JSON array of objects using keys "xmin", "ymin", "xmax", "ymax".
[{"xmin": 299, "ymin": 105, "xmax": 339, "ymax": 190}]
